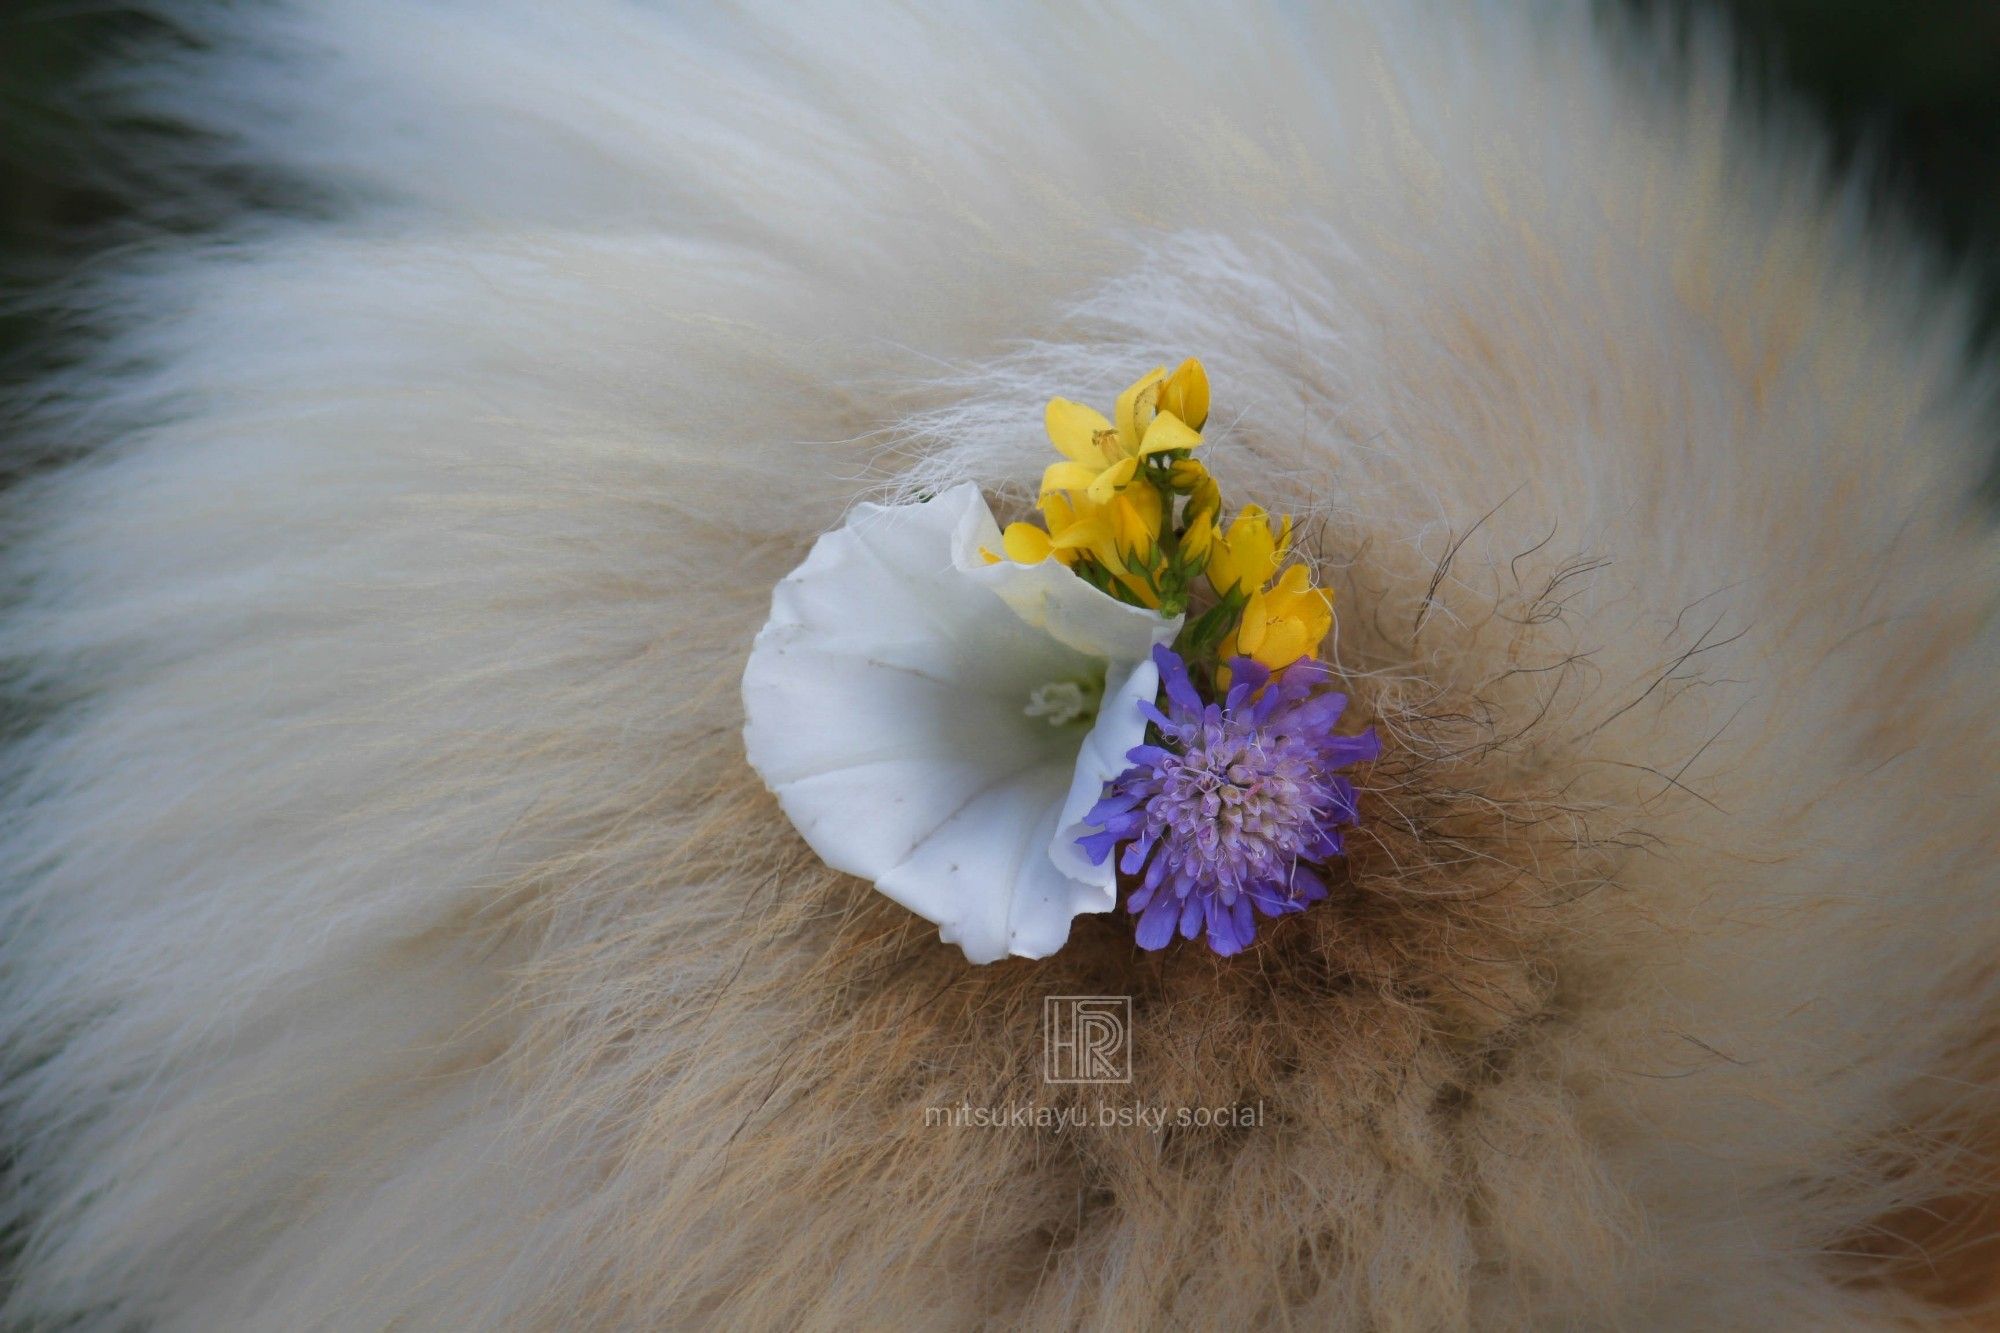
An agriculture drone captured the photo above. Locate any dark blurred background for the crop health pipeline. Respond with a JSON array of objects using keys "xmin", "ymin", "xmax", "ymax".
[
  {"xmin": 3, "ymin": 1, "xmax": 2000, "ymax": 372},
  {"xmin": 0, "ymin": 6, "xmax": 144, "ymax": 364}
]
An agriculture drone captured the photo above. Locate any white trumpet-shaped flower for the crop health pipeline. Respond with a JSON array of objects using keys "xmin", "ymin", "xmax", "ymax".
[{"xmin": 742, "ymin": 483, "xmax": 1181, "ymax": 962}]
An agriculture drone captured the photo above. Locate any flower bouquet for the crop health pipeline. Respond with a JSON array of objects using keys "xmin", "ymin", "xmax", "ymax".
[{"xmin": 744, "ymin": 360, "xmax": 1378, "ymax": 961}]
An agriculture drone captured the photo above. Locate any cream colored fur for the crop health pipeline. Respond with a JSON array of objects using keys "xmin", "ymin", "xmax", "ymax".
[{"xmin": 4, "ymin": 1, "xmax": 2000, "ymax": 1328}]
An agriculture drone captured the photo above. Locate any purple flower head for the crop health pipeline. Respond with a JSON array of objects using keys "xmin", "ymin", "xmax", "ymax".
[{"xmin": 1077, "ymin": 644, "xmax": 1380, "ymax": 956}]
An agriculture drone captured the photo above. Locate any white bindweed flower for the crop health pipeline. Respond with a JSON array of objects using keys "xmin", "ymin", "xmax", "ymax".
[{"xmin": 742, "ymin": 483, "xmax": 1180, "ymax": 962}]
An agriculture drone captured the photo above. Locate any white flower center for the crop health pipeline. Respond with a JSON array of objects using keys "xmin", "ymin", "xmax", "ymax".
[{"xmin": 1024, "ymin": 674, "xmax": 1103, "ymax": 727}]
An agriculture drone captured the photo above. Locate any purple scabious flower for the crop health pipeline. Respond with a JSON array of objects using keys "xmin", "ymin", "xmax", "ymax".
[{"xmin": 1077, "ymin": 643, "xmax": 1380, "ymax": 956}]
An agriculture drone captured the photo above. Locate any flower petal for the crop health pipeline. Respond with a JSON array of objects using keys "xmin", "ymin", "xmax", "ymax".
[
  {"xmin": 1159, "ymin": 358, "xmax": 1210, "ymax": 431},
  {"xmin": 874, "ymin": 760, "xmax": 1092, "ymax": 962},
  {"xmin": 1040, "ymin": 461, "xmax": 1101, "ymax": 496},
  {"xmin": 1084, "ymin": 456, "xmax": 1138, "ymax": 506},
  {"xmin": 1236, "ymin": 593, "xmax": 1269, "ymax": 654},
  {"xmin": 1002, "ymin": 522, "xmax": 1054, "ymax": 564},
  {"xmin": 1134, "ymin": 892, "xmax": 1179, "ymax": 950},
  {"xmin": 1045, "ymin": 398, "xmax": 1113, "ymax": 466},
  {"xmin": 1114, "ymin": 367, "xmax": 1167, "ymax": 456},
  {"xmin": 960, "ymin": 506, "xmax": 1178, "ymax": 663},
  {"xmin": 1153, "ymin": 642, "xmax": 1203, "ymax": 717},
  {"xmin": 1137, "ymin": 411, "xmax": 1202, "ymax": 458},
  {"xmin": 1050, "ymin": 650, "xmax": 1172, "ymax": 885},
  {"xmin": 745, "ymin": 484, "xmax": 1180, "ymax": 964}
]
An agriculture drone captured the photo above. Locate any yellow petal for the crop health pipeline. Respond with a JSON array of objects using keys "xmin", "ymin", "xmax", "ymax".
[
  {"xmin": 1175, "ymin": 459, "xmax": 1222, "ymax": 524},
  {"xmin": 1271, "ymin": 563, "xmax": 1319, "ymax": 601},
  {"xmin": 1044, "ymin": 398, "xmax": 1113, "ymax": 466},
  {"xmin": 1050, "ymin": 515, "xmax": 1111, "ymax": 552},
  {"xmin": 1137, "ymin": 410, "xmax": 1202, "ymax": 458},
  {"xmin": 1043, "ymin": 494, "xmax": 1119, "ymax": 566},
  {"xmin": 1250, "ymin": 565, "xmax": 1334, "ymax": 668},
  {"xmin": 1181, "ymin": 514, "xmax": 1216, "ymax": 562},
  {"xmin": 1084, "ymin": 455, "xmax": 1138, "ymax": 505},
  {"xmin": 1236, "ymin": 592, "xmax": 1268, "ymax": 654},
  {"xmin": 1113, "ymin": 367, "xmax": 1166, "ymax": 457},
  {"xmin": 1191, "ymin": 476, "xmax": 1222, "ymax": 522},
  {"xmin": 1253, "ymin": 620, "xmax": 1315, "ymax": 671},
  {"xmin": 1039, "ymin": 489, "xmax": 1095, "ymax": 535},
  {"xmin": 1122, "ymin": 479, "xmax": 1164, "ymax": 533},
  {"xmin": 1159, "ymin": 358, "xmax": 1209, "ymax": 431},
  {"xmin": 1109, "ymin": 496, "xmax": 1155, "ymax": 557},
  {"xmin": 1001, "ymin": 522, "xmax": 1055, "ymax": 564},
  {"xmin": 1209, "ymin": 504, "xmax": 1284, "ymax": 595},
  {"xmin": 1086, "ymin": 524, "xmax": 1124, "ymax": 570},
  {"xmin": 1039, "ymin": 461, "xmax": 1100, "ymax": 496}
]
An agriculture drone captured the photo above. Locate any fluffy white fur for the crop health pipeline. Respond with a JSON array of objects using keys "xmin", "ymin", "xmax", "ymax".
[{"xmin": 4, "ymin": 1, "xmax": 1999, "ymax": 1328}]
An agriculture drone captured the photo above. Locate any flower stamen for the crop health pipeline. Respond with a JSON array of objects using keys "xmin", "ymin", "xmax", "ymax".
[{"xmin": 1024, "ymin": 675, "xmax": 1103, "ymax": 727}]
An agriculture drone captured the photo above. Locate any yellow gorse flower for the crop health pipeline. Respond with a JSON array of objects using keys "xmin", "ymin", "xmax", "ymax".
[
  {"xmin": 997, "ymin": 493, "xmax": 1104, "ymax": 566},
  {"xmin": 995, "ymin": 358, "xmax": 1212, "ymax": 612},
  {"xmin": 1205, "ymin": 499, "xmax": 1334, "ymax": 677},
  {"xmin": 1204, "ymin": 504, "xmax": 1291, "ymax": 597},
  {"xmin": 1039, "ymin": 359, "xmax": 1208, "ymax": 505},
  {"xmin": 1157, "ymin": 359, "xmax": 1210, "ymax": 434},
  {"xmin": 995, "ymin": 357, "xmax": 1335, "ymax": 657},
  {"xmin": 999, "ymin": 485, "xmax": 1160, "ymax": 567},
  {"xmin": 1223, "ymin": 564, "xmax": 1334, "ymax": 673}
]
